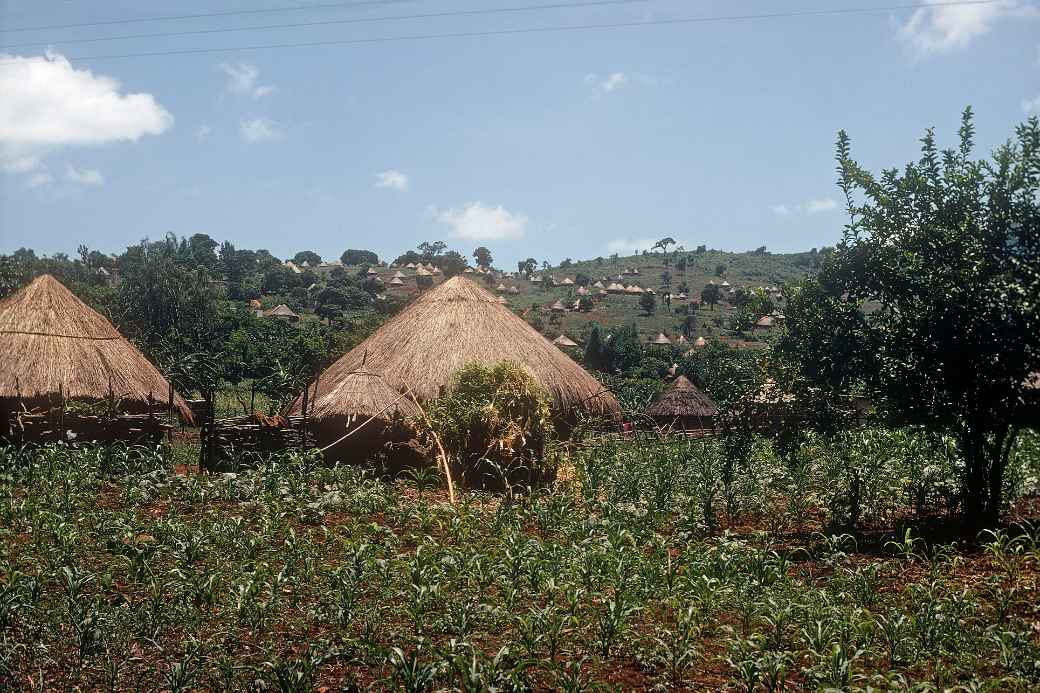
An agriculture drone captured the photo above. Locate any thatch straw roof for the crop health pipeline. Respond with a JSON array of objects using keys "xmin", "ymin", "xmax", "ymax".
[
  {"xmin": 263, "ymin": 304, "xmax": 298, "ymax": 319},
  {"xmin": 561, "ymin": 278, "xmax": 574, "ymax": 285},
  {"xmin": 693, "ymin": 336, "xmax": 707, "ymax": 348},
  {"xmin": 650, "ymin": 332, "xmax": 672, "ymax": 345},
  {"xmin": 415, "ymin": 266, "xmax": 432, "ymax": 277},
  {"xmin": 0, "ymin": 275, "xmax": 192, "ymax": 420},
  {"xmin": 625, "ymin": 285, "xmax": 644, "ymax": 294},
  {"xmin": 288, "ymin": 276, "xmax": 620, "ymax": 419},
  {"xmin": 645, "ymin": 376, "xmax": 717, "ymax": 418},
  {"xmin": 366, "ymin": 267, "xmax": 379, "ymax": 275},
  {"xmin": 607, "ymin": 283, "xmax": 625, "ymax": 293},
  {"xmin": 393, "ymin": 271, "xmax": 405, "ymax": 279},
  {"xmin": 593, "ymin": 281, "xmax": 604, "ymax": 289},
  {"xmin": 550, "ymin": 300, "xmax": 567, "ymax": 311},
  {"xmin": 553, "ymin": 334, "xmax": 579, "ymax": 348},
  {"xmin": 755, "ymin": 315, "xmax": 775, "ymax": 328},
  {"xmin": 302, "ymin": 371, "xmax": 419, "ymax": 423},
  {"xmin": 390, "ymin": 277, "xmax": 404, "ymax": 286}
]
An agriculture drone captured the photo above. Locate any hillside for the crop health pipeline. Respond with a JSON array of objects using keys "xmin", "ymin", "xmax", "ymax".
[{"xmin": 365, "ymin": 248, "xmax": 819, "ymax": 350}]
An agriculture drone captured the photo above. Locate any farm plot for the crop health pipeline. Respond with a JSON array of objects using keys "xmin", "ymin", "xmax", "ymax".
[{"xmin": 1, "ymin": 435, "xmax": 1039, "ymax": 690}]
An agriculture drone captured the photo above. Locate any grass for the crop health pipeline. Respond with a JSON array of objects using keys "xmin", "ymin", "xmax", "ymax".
[{"xmin": 2, "ymin": 430, "xmax": 1040, "ymax": 690}]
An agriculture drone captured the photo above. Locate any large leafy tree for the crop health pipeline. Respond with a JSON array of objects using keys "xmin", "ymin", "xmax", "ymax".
[
  {"xmin": 472, "ymin": 246, "xmax": 493, "ymax": 268},
  {"xmin": 782, "ymin": 109, "xmax": 1040, "ymax": 526}
]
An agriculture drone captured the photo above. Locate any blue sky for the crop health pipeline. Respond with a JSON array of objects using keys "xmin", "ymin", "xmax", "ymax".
[{"xmin": 1, "ymin": 0, "xmax": 1037, "ymax": 267}]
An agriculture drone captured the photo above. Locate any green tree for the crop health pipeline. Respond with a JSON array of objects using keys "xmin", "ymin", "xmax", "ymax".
[
  {"xmin": 583, "ymin": 324, "xmax": 606, "ymax": 370},
  {"xmin": 701, "ymin": 284, "xmax": 722, "ymax": 310},
  {"xmin": 639, "ymin": 292, "xmax": 656, "ymax": 316},
  {"xmin": 293, "ymin": 251, "xmax": 322, "ymax": 267},
  {"xmin": 439, "ymin": 250, "xmax": 468, "ymax": 277},
  {"xmin": 781, "ymin": 109, "xmax": 1040, "ymax": 526},
  {"xmin": 652, "ymin": 237, "xmax": 676, "ymax": 255},
  {"xmin": 417, "ymin": 241, "xmax": 447, "ymax": 261},
  {"xmin": 517, "ymin": 258, "xmax": 537, "ymax": 277},
  {"xmin": 341, "ymin": 249, "xmax": 379, "ymax": 266},
  {"xmin": 472, "ymin": 246, "xmax": 493, "ymax": 268}
]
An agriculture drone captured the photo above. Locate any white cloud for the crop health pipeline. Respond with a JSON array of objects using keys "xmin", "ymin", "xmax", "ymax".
[
  {"xmin": 434, "ymin": 202, "xmax": 527, "ymax": 241},
  {"xmin": 218, "ymin": 62, "xmax": 276, "ymax": 99},
  {"xmin": 897, "ymin": 0, "xmax": 1037, "ymax": 56},
  {"xmin": 27, "ymin": 171, "xmax": 53, "ymax": 188},
  {"xmin": 0, "ymin": 51, "xmax": 172, "ymax": 179},
  {"xmin": 772, "ymin": 198, "xmax": 838, "ymax": 216},
  {"xmin": 196, "ymin": 125, "xmax": 211, "ymax": 141},
  {"xmin": 239, "ymin": 117, "xmax": 282, "ymax": 143},
  {"xmin": 64, "ymin": 163, "xmax": 104, "ymax": 186},
  {"xmin": 584, "ymin": 71, "xmax": 660, "ymax": 94},
  {"xmin": 806, "ymin": 198, "xmax": 838, "ymax": 214},
  {"xmin": 374, "ymin": 169, "xmax": 408, "ymax": 191}
]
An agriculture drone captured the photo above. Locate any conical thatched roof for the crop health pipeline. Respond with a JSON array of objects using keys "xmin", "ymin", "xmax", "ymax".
[
  {"xmin": 650, "ymin": 332, "xmax": 672, "ymax": 345},
  {"xmin": 263, "ymin": 304, "xmax": 298, "ymax": 318},
  {"xmin": 0, "ymin": 275, "xmax": 192, "ymax": 420},
  {"xmin": 645, "ymin": 376, "xmax": 717, "ymax": 418},
  {"xmin": 302, "ymin": 371, "xmax": 419, "ymax": 423},
  {"xmin": 693, "ymin": 336, "xmax": 707, "ymax": 348},
  {"xmin": 550, "ymin": 300, "xmax": 567, "ymax": 311},
  {"xmin": 288, "ymin": 276, "xmax": 620, "ymax": 419},
  {"xmin": 390, "ymin": 277, "xmax": 404, "ymax": 286},
  {"xmin": 393, "ymin": 271, "xmax": 406, "ymax": 279},
  {"xmin": 553, "ymin": 334, "xmax": 579, "ymax": 348}
]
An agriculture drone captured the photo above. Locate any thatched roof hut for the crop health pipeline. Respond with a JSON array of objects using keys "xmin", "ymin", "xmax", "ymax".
[
  {"xmin": 288, "ymin": 277, "xmax": 620, "ymax": 462},
  {"xmin": 553, "ymin": 334, "xmax": 579, "ymax": 348},
  {"xmin": 0, "ymin": 275, "xmax": 192, "ymax": 429},
  {"xmin": 593, "ymin": 281, "xmax": 605, "ymax": 289},
  {"xmin": 650, "ymin": 332, "xmax": 672, "ymax": 345},
  {"xmin": 625, "ymin": 285, "xmax": 644, "ymax": 295},
  {"xmin": 390, "ymin": 277, "xmax": 404, "ymax": 286},
  {"xmin": 550, "ymin": 300, "xmax": 567, "ymax": 312},
  {"xmin": 755, "ymin": 315, "xmax": 775, "ymax": 329},
  {"xmin": 644, "ymin": 375, "xmax": 717, "ymax": 432},
  {"xmin": 607, "ymin": 283, "xmax": 625, "ymax": 294},
  {"xmin": 263, "ymin": 304, "xmax": 299, "ymax": 321}
]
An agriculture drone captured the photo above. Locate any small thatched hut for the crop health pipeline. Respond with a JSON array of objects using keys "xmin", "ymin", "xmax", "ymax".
[
  {"xmin": 288, "ymin": 276, "xmax": 620, "ymax": 466},
  {"xmin": 644, "ymin": 376, "xmax": 717, "ymax": 433},
  {"xmin": 0, "ymin": 275, "xmax": 192, "ymax": 439},
  {"xmin": 553, "ymin": 334, "xmax": 579, "ymax": 348},
  {"xmin": 263, "ymin": 304, "xmax": 299, "ymax": 321}
]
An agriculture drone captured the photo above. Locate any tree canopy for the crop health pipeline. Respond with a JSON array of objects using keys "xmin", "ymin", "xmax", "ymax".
[{"xmin": 780, "ymin": 109, "xmax": 1040, "ymax": 525}]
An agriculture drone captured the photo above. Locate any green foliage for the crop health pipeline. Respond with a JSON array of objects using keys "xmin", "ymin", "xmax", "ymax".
[
  {"xmin": 782, "ymin": 109, "xmax": 1040, "ymax": 525},
  {"xmin": 416, "ymin": 362, "xmax": 554, "ymax": 484},
  {"xmin": 292, "ymin": 251, "xmax": 322, "ymax": 267},
  {"xmin": 472, "ymin": 246, "xmax": 493, "ymax": 268},
  {"xmin": 340, "ymin": 249, "xmax": 378, "ymax": 266},
  {"xmin": 638, "ymin": 292, "xmax": 656, "ymax": 316}
]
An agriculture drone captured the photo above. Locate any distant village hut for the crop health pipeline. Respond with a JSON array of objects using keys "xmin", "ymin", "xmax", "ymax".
[
  {"xmin": 0, "ymin": 275, "xmax": 192, "ymax": 442},
  {"xmin": 644, "ymin": 375, "xmax": 717, "ymax": 433},
  {"xmin": 263, "ymin": 304, "xmax": 300, "ymax": 322}
]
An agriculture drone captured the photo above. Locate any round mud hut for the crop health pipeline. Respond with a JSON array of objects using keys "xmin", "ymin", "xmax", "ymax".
[
  {"xmin": 644, "ymin": 375, "xmax": 717, "ymax": 434},
  {"xmin": 0, "ymin": 275, "xmax": 193, "ymax": 442},
  {"xmin": 289, "ymin": 276, "xmax": 621, "ymax": 467}
]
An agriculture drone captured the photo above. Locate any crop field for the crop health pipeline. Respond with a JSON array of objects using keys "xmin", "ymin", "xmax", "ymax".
[{"xmin": 2, "ymin": 431, "xmax": 1040, "ymax": 691}]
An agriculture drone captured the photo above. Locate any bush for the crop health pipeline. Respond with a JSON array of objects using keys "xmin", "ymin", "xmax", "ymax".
[{"xmin": 415, "ymin": 361, "xmax": 554, "ymax": 487}]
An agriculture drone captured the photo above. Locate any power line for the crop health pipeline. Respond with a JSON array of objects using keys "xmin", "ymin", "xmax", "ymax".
[
  {"xmin": 1, "ymin": 0, "xmax": 650, "ymax": 50},
  {"xmin": 0, "ymin": 0, "xmax": 420, "ymax": 33},
  {"xmin": 0, "ymin": 0, "xmax": 999, "ymax": 67}
]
